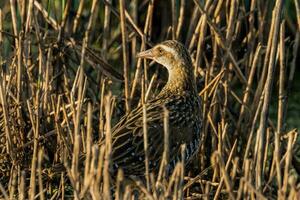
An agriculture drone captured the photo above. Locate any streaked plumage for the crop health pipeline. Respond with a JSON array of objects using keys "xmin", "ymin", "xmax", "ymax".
[{"xmin": 105, "ymin": 40, "xmax": 202, "ymax": 175}]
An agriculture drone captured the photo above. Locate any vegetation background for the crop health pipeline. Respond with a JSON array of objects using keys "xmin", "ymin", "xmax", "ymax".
[{"xmin": 0, "ymin": 0, "xmax": 299, "ymax": 199}]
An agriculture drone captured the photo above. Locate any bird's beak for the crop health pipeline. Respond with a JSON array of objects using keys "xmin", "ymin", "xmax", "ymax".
[{"xmin": 136, "ymin": 49, "xmax": 154, "ymax": 59}]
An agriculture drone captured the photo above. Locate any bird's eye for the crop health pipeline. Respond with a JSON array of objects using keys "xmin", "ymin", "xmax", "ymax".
[{"xmin": 157, "ymin": 47, "xmax": 163, "ymax": 54}]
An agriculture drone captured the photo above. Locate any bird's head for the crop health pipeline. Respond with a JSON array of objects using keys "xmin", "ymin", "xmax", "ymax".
[{"xmin": 137, "ymin": 40, "xmax": 193, "ymax": 73}]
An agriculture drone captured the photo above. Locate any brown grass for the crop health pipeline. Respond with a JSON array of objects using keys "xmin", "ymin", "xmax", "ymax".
[{"xmin": 0, "ymin": 0, "xmax": 299, "ymax": 199}]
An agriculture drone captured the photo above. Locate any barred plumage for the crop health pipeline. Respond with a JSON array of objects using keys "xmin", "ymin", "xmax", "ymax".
[{"xmin": 105, "ymin": 40, "xmax": 202, "ymax": 176}]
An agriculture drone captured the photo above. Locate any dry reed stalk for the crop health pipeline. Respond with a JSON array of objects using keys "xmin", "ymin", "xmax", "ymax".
[
  {"xmin": 287, "ymin": 32, "xmax": 299, "ymax": 99},
  {"xmin": 163, "ymin": 107, "xmax": 170, "ymax": 170},
  {"xmin": 103, "ymin": 93, "xmax": 112, "ymax": 200},
  {"xmin": 27, "ymin": 99, "xmax": 38, "ymax": 200},
  {"xmin": 262, "ymin": 128, "xmax": 271, "ymax": 171},
  {"xmin": 94, "ymin": 145, "xmax": 106, "ymax": 198},
  {"xmin": 256, "ymin": 0, "xmax": 284, "ymax": 190},
  {"xmin": 103, "ymin": 0, "xmax": 112, "ymax": 59},
  {"xmin": 277, "ymin": 21, "xmax": 286, "ymax": 135},
  {"xmin": 99, "ymin": 78, "xmax": 106, "ymax": 137},
  {"xmin": 213, "ymin": 139, "xmax": 237, "ymax": 200},
  {"xmin": 84, "ymin": 103, "xmax": 93, "ymax": 188},
  {"xmin": 185, "ymin": 6, "xmax": 200, "ymax": 46},
  {"xmin": 102, "ymin": 0, "xmax": 149, "ymax": 44},
  {"xmin": 33, "ymin": 1, "xmax": 58, "ymax": 30},
  {"xmin": 72, "ymin": 0, "xmax": 85, "ymax": 33},
  {"xmin": 195, "ymin": 14, "xmax": 208, "ymax": 76},
  {"xmin": 19, "ymin": 171, "xmax": 25, "ymax": 200},
  {"xmin": 38, "ymin": 149, "xmax": 45, "ymax": 200},
  {"xmin": 60, "ymin": 0, "xmax": 71, "ymax": 33},
  {"xmin": 165, "ymin": 159, "xmax": 182, "ymax": 197},
  {"xmin": 0, "ymin": 9, "xmax": 2, "ymax": 53},
  {"xmin": 130, "ymin": 0, "xmax": 138, "ymax": 69},
  {"xmin": 116, "ymin": 169, "xmax": 124, "ymax": 200},
  {"xmin": 156, "ymin": 106, "xmax": 170, "ymax": 184},
  {"xmin": 0, "ymin": 80, "xmax": 13, "ymax": 158},
  {"xmin": 176, "ymin": 0, "xmax": 185, "ymax": 40},
  {"xmin": 193, "ymin": 0, "xmax": 247, "ymax": 85},
  {"xmin": 119, "ymin": 0, "xmax": 131, "ymax": 113},
  {"xmin": 273, "ymin": 21, "xmax": 286, "ymax": 193},
  {"xmin": 9, "ymin": 0, "xmax": 18, "ymax": 42},
  {"xmin": 188, "ymin": 0, "xmax": 213, "ymax": 51},
  {"xmin": 180, "ymin": 146, "xmax": 186, "ymax": 197},
  {"xmin": 0, "ymin": 183, "xmax": 8, "ymax": 200},
  {"xmin": 8, "ymin": 169, "xmax": 17, "ymax": 200},
  {"xmin": 141, "ymin": 76, "xmax": 150, "ymax": 190},
  {"xmin": 25, "ymin": 0, "xmax": 34, "ymax": 33},
  {"xmin": 225, "ymin": 0, "xmax": 238, "ymax": 45},
  {"xmin": 246, "ymin": 0, "xmax": 257, "ymax": 69},
  {"xmin": 0, "ymin": 0, "xmax": 299, "ymax": 199},
  {"xmin": 43, "ymin": 45, "xmax": 52, "ymax": 110},
  {"xmin": 253, "ymin": 11, "xmax": 274, "ymax": 108},
  {"xmin": 294, "ymin": 0, "xmax": 300, "ymax": 30},
  {"xmin": 282, "ymin": 130, "xmax": 297, "ymax": 196},
  {"xmin": 213, "ymin": 152, "xmax": 235, "ymax": 199},
  {"xmin": 71, "ymin": 0, "xmax": 99, "ymax": 194},
  {"xmin": 145, "ymin": 73, "xmax": 157, "ymax": 102},
  {"xmin": 235, "ymin": 44, "xmax": 262, "ymax": 135},
  {"xmin": 130, "ymin": 1, "xmax": 154, "ymax": 100},
  {"xmin": 171, "ymin": 0, "xmax": 177, "ymax": 40}
]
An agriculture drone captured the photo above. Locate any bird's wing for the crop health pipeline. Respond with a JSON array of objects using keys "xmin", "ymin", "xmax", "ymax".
[{"xmin": 107, "ymin": 101, "xmax": 166, "ymax": 175}]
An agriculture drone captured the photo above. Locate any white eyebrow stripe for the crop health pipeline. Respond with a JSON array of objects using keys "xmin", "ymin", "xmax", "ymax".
[{"xmin": 160, "ymin": 44, "xmax": 178, "ymax": 58}]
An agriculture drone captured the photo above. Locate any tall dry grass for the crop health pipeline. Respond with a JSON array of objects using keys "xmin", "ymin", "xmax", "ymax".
[{"xmin": 0, "ymin": 0, "xmax": 299, "ymax": 199}]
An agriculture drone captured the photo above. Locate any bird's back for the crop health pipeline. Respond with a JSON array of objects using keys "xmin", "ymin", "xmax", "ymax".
[{"xmin": 108, "ymin": 90, "xmax": 202, "ymax": 176}]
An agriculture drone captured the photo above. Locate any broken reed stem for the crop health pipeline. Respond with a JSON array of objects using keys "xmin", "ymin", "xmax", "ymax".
[
  {"xmin": 282, "ymin": 130, "xmax": 296, "ymax": 196},
  {"xmin": 103, "ymin": 93, "xmax": 113, "ymax": 200},
  {"xmin": 119, "ymin": 0, "xmax": 131, "ymax": 113}
]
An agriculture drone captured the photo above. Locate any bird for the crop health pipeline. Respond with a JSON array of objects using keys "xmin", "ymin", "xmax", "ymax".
[{"xmin": 105, "ymin": 40, "xmax": 202, "ymax": 176}]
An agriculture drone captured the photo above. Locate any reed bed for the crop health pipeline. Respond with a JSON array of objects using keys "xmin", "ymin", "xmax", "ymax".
[{"xmin": 0, "ymin": 0, "xmax": 299, "ymax": 199}]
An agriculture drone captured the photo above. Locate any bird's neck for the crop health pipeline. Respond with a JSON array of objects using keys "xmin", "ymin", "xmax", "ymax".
[{"xmin": 160, "ymin": 62, "xmax": 197, "ymax": 96}]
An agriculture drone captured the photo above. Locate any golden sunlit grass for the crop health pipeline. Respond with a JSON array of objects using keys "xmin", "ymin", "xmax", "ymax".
[{"xmin": 0, "ymin": 0, "xmax": 299, "ymax": 199}]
